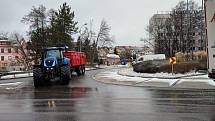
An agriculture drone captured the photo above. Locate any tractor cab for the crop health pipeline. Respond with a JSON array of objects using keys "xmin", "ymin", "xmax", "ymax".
[
  {"xmin": 44, "ymin": 47, "xmax": 64, "ymax": 62},
  {"xmin": 42, "ymin": 47, "xmax": 70, "ymax": 68}
]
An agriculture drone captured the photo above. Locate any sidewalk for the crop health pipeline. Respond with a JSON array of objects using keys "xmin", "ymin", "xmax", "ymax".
[{"xmin": 93, "ymin": 67, "xmax": 215, "ymax": 89}]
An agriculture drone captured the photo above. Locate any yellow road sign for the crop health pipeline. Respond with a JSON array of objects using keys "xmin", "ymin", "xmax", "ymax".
[{"xmin": 169, "ymin": 57, "xmax": 176, "ymax": 64}]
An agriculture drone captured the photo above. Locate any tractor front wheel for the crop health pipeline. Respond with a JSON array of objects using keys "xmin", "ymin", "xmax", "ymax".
[{"xmin": 33, "ymin": 66, "xmax": 44, "ymax": 87}]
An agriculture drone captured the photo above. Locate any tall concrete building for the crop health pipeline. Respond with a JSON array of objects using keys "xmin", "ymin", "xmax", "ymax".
[
  {"xmin": 149, "ymin": 10, "xmax": 205, "ymax": 55},
  {"xmin": 149, "ymin": 12, "xmax": 170, "ymax": 54}
]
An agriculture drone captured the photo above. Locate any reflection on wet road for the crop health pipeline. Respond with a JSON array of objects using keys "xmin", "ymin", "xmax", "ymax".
[{"xmin": 0, "ymin": 69, "xmax": 214, "ymax": 121}]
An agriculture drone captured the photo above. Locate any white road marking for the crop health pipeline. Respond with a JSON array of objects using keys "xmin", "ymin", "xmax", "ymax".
[{"xmin": 0, "ymin": 82, "xmax": 23, "ymax": 86}]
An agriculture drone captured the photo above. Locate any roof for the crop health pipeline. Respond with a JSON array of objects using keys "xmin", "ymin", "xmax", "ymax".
[
  {"xmin": 137, "ymin": 54, "xmax": 166, "ymax": 61},
  {"xmin": 107, "ymin": 54, "xmax": 120, "ymax": 59},
  {"xmin": 43, "ymin": 47, "xmax": 65, "ymax": 51}
]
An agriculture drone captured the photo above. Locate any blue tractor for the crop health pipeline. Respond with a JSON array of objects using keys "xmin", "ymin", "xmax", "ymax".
[{"xmin": 33, "ymin": 47, "xmax": 71, "ymax": 87}]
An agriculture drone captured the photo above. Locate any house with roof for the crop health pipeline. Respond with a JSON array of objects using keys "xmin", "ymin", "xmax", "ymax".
[{"xmin": 0, "ymin": 39, "xmax": 25, "ymax": 71}]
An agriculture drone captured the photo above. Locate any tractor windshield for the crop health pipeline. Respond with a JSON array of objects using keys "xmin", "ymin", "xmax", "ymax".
[{"xmin": 44, "ymin": 49, "xmax": 62, "ymax": 59}]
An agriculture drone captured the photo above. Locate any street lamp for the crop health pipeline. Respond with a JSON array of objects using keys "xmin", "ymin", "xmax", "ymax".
[{"xmin": 79, "ymin": 23, "xmax": 87, "ymax": 52}]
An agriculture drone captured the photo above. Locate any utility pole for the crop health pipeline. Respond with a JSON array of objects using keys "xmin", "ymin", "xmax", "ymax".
[
  {"xmin": 200, "ymin": 0, "xmax": 204, "ymax": 51},
  {"xmin": 186, "ymin": 0, "xmax": 190, "ymax": 60},
  {"xmin": 79, "ymin": 23, "xmax": 87, "ymax": 52}
]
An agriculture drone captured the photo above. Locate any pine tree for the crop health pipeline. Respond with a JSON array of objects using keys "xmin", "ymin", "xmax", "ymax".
[{"xmin": 48, "ymin": 2, "xmax": 78, "ymax": 49}]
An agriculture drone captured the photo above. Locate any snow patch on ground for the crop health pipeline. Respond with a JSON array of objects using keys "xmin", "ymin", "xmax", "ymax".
[
  {"xmin": 95, "ymin": 64, "xmax": 129, "ymax": 69},
  {"xmin": 177, "ymin": 78, "xmax": 215, "ymax": 86},
  {"xmin": 119, "ymin": 68, "xmax": 205, "ymax": 79},
  {"xmin": 85, "ymin": 68, "xmax": 97, "ymax": 71},
  {"xmin": 95, "ymin": 70, "xmax": 179, "ymax": 87},
  {"xmin": 94, "ymin": 68, "xmax": 215, "ymax": 89},
  {"xmin": 0, "ymin": 82, "xmax": 23, "ymax": 86},
  {"xmin": 96, "ymin": 71, "xmax": 147, "ymax": 83},
  {"xmin": 1, "ymin": 73, "xmax": 33, "ymax": 79}
]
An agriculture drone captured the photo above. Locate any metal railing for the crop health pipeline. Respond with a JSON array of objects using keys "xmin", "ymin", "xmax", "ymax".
[{"xmin": 0, "ymin": 71, "xmax": 33, "ymax": 79}]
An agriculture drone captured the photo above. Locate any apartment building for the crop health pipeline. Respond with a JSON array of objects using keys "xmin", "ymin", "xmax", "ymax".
[
  {"xmin": 149, "ymin": 11, "xmax": 205, "ymax": 55},
  {"xmin": 0, "ymin": 40, "xmax": 22, "ymax": 71}
]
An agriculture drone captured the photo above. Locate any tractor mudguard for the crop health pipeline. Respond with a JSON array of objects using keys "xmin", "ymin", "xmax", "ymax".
[{"xmin": 63, "ymin": 57, "xmax": 70, "ymax": 65}]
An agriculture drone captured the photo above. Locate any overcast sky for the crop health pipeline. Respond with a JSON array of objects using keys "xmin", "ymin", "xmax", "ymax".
[{"xmin": 0, "ymin": 0, "xmax": 202, "ymax": 46}]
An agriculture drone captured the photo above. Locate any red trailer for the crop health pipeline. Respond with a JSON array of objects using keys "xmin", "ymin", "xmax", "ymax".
[{"xmin": 63, "ymin": 51, "xmax": 86, "ymax": 75}]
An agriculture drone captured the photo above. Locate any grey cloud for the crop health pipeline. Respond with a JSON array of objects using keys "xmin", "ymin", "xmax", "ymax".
[{"xmin": 0, "ymin": 0, "xmax": 202, "ymax": 46}]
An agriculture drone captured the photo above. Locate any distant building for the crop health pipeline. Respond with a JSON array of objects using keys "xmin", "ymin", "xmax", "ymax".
[
  {"xmin": 115, "ymin": 46, "xmax": 149, "ymax": 59},
  {"xmin": 149, "ymin": 13, "xmax": 171, "ymax": 54},
  {"xmin": 106, "ymin": 54, "xmax": 120, "ymax": 65},
  {"xmin": 98, "ymin": 47, "xmax": 108, "ymax": 64},
  {"xmin": 115, "ymin": 46, "xmax": 144, "ymax": 54},
  {"xmin": 149, "ymin": 11, "xmax": 205, "ymax": 55},
  {"xmin": 0, "ymin": 40, "xmax": 23, "ymax": 71}
]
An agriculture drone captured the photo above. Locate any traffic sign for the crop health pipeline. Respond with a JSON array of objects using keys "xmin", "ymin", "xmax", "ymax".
[{"xmin": 169, "ymin": 57, "xmax": 176, "ymax": 64}]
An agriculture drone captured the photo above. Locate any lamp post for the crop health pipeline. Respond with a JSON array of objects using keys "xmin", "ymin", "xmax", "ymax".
[
  {"xmin": 201, "ymin": 0, "xmax": 204, "ymax": 50},
  {"xmin": 79, "ymin": 23, "xmax": 87, "ymax": 52}
]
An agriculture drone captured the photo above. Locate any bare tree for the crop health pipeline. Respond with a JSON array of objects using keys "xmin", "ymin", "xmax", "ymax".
[
  {"xmin": 0, "ymin": 32, "xmax": 9, "ymax": 40},
  {"xmin": 10, "ymin": 33, "xmax": 32, "ymax": 70},
  {"xmin": 21, "ymin": 5, "xmax": 47, "ymax": 30},
  {"xmin": 96, "ymin": 19, "xmax": 114, "ymax": 47},
  {"xmin": 147, "ymin": 0, "xmax": 203, "ymax": 57}
]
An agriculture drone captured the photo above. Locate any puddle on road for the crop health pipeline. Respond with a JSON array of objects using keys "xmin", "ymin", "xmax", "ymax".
[{"xmin": 33, "ymin": 85, "xmax": 94, "ymax": 100}]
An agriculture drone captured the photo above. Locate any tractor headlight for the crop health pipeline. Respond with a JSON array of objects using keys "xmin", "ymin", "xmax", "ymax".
[{"xmin": 45, "ymin": 59, "xmax": 54, "ymax": 66}]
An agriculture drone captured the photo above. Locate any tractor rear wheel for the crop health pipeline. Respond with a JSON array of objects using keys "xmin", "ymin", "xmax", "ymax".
[
  {"xmin": 81, "ymin": 66, "xmax": 85, "ymax": 75},
  {"xmin": 60, "ymin": 65, "xmax": 71, "ymax": 85},
  {"xmin": 75, "ymin": 67, "xmax": 81, "ymax": 76}
]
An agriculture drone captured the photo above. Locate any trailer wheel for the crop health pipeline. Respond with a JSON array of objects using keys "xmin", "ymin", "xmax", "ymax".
[
  {"xmin": 60, "ymin": 65, "xmax": 71, "ymax": 85},
  {"xmin": 81, "ymin": 66, "xmax": 85, "ymax": 75},
  {"xmin": 33, "ymin": 66, "xmax": 44, "ymax": 87},
  {"xmin": 75, "ymin": 67, "xmax": 81, "ymax": 76}
]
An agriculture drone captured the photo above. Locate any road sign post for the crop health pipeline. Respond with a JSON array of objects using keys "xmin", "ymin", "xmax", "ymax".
[
  {"xmin": 172, "ymin": 64, "xmax": 174, "ymax": 75},
  {"xmin": 169, "ymin": 57, "xmax": 176, "ymax": 75}
]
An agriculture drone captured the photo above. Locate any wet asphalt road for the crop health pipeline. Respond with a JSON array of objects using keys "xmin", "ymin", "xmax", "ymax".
[{"xmin": 0, "ymin": 69, "xmax": 215, "ymax": 121}]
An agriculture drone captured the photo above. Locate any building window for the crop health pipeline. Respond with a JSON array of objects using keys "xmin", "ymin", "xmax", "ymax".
[
  {"xmin": 1, "ymin": 56, "xmax": 4, "ymax": 61},
  {"xmin": 8, "ymin": 48, "xmax": 11, "ymax": 53},
  {"xmin": 193, "ymin": 47, "xmax": 195, "ymax": 50},
  {"xmin": 199, "ymin": 47, "xmax": 203, "ymax": 50},
  {"xmin": 15, "ymin": 48, "xmax": 18, "ymax": 53},
  {"xmin": 1, "ymin": 48, "xmax": 4, "ymax": 53},
  {"xmin": 3, "ymin": 63, "xmax": 7, "ymax": 67},
  {"xmin": 8, "ymin": 56, "xmax": 12, "ymax": 61}
]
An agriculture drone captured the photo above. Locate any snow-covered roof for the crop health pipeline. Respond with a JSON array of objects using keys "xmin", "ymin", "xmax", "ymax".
[
  {"xmin": 107, "ymin": 54, "xmax": 120, "ymax": 59},
  {"xmin": 137, "ymin": 54, "xmax": 165, "ymax": 61}
]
